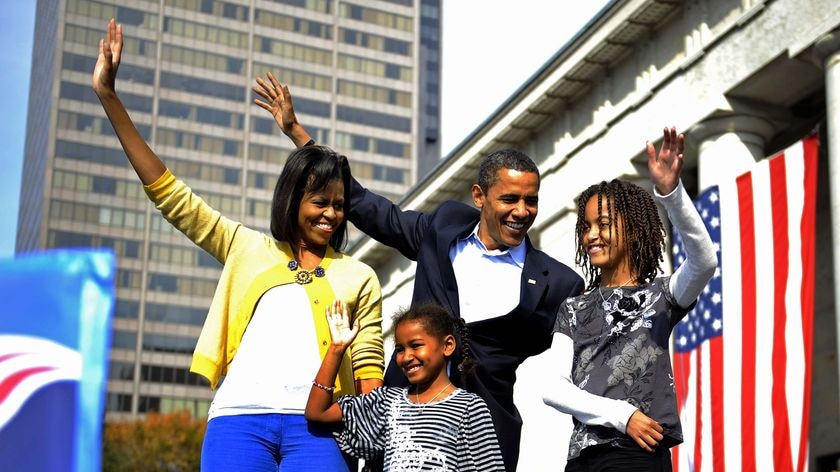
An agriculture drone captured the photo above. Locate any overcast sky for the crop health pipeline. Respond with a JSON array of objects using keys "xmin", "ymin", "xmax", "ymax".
[{"xmin": 0, "ymin": 0, "xmax": 610, "ymax": 257}]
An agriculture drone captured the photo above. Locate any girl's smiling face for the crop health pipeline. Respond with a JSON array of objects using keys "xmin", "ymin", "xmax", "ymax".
[
  {"xmin": 394, "ymin": 320, "xmax": 455, "ymax": 390},
  {"xmin": 582, "ymin": 194, "xmax": 633, "ymax": 282}
]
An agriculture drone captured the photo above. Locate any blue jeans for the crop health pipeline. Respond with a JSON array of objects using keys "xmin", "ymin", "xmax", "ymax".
[{"xmin": 201, "ymin": 413, "xmax": 354, "ymax": 471}]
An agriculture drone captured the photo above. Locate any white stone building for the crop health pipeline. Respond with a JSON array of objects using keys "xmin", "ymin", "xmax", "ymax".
[{"xmin": 347, "ymin": 0, "xmax": 840, "ymax": 468}]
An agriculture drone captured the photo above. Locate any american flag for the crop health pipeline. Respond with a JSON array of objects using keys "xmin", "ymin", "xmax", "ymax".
[{"xmin": 671, "ymin": 135, "xmax": 818, "ymax": 472}]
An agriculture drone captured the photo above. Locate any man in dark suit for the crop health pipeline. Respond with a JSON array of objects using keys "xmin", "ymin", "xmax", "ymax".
[
  {"xmin": 348, "ymin": 153, "xmax": 586, "ymax": 471},
  {"xmin": 256, "ymin": 77, "xmax": 584, "ymax": 471}
]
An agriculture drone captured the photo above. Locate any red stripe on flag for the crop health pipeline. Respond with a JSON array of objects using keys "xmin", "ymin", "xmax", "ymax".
[
  {"xmin": 673, "ymin": 351, "xmax": 690, "ymax": 472},
  {"xmin": 769, "ymin": 154, "xmax": 793, "ymax": 470},
  {"xmin": 797, "ymin": 136, "xmax": 818, "ymax": 472},
  {"xmin": 710, "ymin": 335, "xmax": 725, "ymax": 471},
  {"xmin": 736, "ymin": 173, "xmax": 757, "ymax": 472},
  {"xmin": 694, "ymin": 350, "xmax": 703, "ymax": 471}
]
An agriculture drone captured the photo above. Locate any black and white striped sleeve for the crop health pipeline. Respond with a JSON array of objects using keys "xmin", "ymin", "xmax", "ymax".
[
  {"xmin": 456, "ymin": 395, "xmax": 505, "ymax": 471},
  {"xmin": 335, "ymin": 387, "xmax": 389, "ymax": 460}
]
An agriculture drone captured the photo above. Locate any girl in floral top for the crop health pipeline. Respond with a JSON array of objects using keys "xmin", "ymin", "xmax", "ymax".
[{"xmin": 543, "ymin": 127, "xmax": 717, "ymax": 471}]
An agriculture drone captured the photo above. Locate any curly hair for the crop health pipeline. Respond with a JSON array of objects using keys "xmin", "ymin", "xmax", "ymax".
[
  {"xmin": 392, "ymin": 303, "xmax": 477, "ymax": 376},
  {"xmin": 574, "ymin": 179, "xmax": 665, "ymax": 290}
]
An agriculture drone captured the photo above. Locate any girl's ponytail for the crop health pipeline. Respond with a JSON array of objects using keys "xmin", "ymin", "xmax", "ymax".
[{"xmin": 454, "ymin": 317, "xmax": 477, "ymax": 376}]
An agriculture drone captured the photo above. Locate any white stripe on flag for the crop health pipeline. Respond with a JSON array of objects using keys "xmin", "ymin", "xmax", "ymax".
[
  {"xmin": 783, "ymin": 144, "xmax": 806, "ymax": 464},
  {"xmin": 751, "ymin": 159, "xmax": 775, "ymax": 472},
  {"xmin": 720, "ymin": 178, "xmax": 743, "ymax": 472}
]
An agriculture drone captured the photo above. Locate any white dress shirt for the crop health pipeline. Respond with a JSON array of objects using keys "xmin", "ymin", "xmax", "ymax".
[{"xmin": 449, "ymin": 224, "xmax": 526, "ymax": 323}]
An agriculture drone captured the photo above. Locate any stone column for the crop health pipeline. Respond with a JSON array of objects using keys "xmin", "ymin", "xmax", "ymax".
[
  {"xmin": 690, "ymin": 115, "xmax": 775, "ymax": 191},
  {"xmin": 813, "ymin": 30, "xmax": 840, "ymax": 414}
]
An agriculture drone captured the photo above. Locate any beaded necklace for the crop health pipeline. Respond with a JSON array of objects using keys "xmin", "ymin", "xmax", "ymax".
[{"xmin": 287, "ymin": 259, "xmax": 325, "ymax": 285}]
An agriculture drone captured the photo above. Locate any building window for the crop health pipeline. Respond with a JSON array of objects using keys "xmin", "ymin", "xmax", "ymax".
[
  {"xmin": 336, "ymin": 106, "xmax": 411, "ymax": 132},
  {"xmin": 111, "ymin": 330, "xmax": 137, "ymax": 350},
  {"xmin": 162, "ymin": 44, "xmax": 245, "ymax": 74},
  {"xmin": 373, "ymin": 165, "xmax": 405, "ymax": 184},
  {"xmin": 255, "ymin": 10, "xmax": 332, "ymax": 40},
  {"xmin": 337, "ymin": 80, "xmax": 411, "ymax": 107},
  {"xmin": 142, "ymin": 333, "xmax": 197, "ymax": 355},
  {"xmin": 60, "ymin": 81, "xmax": 153, "ymax": 113},
  {"xmin": 146, "ymin": 303, "xmax": 208, "ymax": 326},
  {"xmin": 268, "ymin": 0, "xmax": 332, "ymax": 14},
  {"xmin": 108, "ymin": 361, "xmax": 135, "ymax": 381},
  {"xmin": 339, "ymin": 28, "xmax": 412, "ymax": 56},
  {"xmin": 138, "ymin": 395, "xmax": 210, "ymax": 417},
  {"xmin": 159, "ymin": 100, "xmax": 244, "ymax": 129},
  {"xmin": 114, "ymin": 299, "xmax": 139, "ymax": 319},
  {"xmin": 141, "ymin": 363, "xmax": 209, "ymax": 386},
  {"xmin": 163, "ymin": 16, "xmax": 248, "ymax": 48},
  {"xmin": 376, "ymin": 139, "xmax": 409, "ymax": 158},
  {"xmin": 160, "ymin": 72, "xmax": 244, "ymax": 102},
  {"xmin": 255, "ymin": 37, "xmax": 332, "ymax": 66},
  {"xmin": 67, "ymin": 0, "xmax": 158, "ymax": 30},
  {"xmin": 105, "ymin": 393, "xmax": 133, "ymax": 413},
  {"xmin": 339, "ymin": 3, "xmax": 413, "ymax": 31}
]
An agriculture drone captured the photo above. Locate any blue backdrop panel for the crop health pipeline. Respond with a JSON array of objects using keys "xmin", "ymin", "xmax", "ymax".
[{"xmin": 0, "ymin": 250, "xmax": 114, "ymax": 472}]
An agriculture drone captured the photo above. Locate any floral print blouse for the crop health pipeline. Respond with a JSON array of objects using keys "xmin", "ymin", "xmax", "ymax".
[{"xmin": 554, "ymin": 276, "xmax": 692, "ymax": 459}]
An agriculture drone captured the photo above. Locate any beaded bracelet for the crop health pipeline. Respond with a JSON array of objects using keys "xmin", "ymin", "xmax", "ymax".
[{"xmin": 312, "ymin": 380, "xmax": 335, "ymax": 393}]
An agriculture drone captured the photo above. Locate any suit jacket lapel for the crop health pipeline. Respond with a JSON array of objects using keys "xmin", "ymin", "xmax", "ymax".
[
  {"xmin": 519, "ymin": 239, "xmax": 548, "ymax": 315},
  {"xmin": 437, "ymin": 214, "xmax": 479, "ymax": 316}
]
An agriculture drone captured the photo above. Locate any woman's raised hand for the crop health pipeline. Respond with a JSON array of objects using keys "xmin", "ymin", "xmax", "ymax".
[
  {"xmin": 253, "ymin": 72, "xmax": 299, "ymax": 135},
  {"xmin": 92, "ymin": 19, "xmax": 123, "ymax": 97},
  {"xmin": 326, "ymin": 300, "xmax": 359, "ymax": 350},
  {"xmin": 646, "ymin": 126, "xmax": 684, "ymax": 195}
]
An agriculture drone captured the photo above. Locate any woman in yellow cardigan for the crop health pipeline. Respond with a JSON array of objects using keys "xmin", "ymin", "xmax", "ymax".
[{"xmin": 92, "ymin": 20, "xmax": 384, "ymax": 471}]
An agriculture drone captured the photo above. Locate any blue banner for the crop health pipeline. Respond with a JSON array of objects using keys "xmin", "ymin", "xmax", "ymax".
[{"xmin": 0, "ymin": 250, "xmax": 115, "ymax": 472}]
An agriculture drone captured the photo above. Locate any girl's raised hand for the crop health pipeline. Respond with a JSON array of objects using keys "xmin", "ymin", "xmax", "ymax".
[
  {"xmin": 326, "ymin": 300, "xmax": 359, "ymax": 349},
  {"xmin": 92, "ymin": 19, "xmax": 123, "ymax": 97},
  {"xmin": 646, "ymin": 126, "xmax": 684, "ymax": 195}
]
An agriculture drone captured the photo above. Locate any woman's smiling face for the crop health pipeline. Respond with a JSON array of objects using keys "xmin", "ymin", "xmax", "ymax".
[{"xmin": 295, "ymin": 179, "xmax": 345, "ymax": 250}]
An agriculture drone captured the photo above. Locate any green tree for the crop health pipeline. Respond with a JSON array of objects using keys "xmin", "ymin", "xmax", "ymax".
[{"xmin": 103, "ymin": 411, "xmax": 205, "ymax": 471}]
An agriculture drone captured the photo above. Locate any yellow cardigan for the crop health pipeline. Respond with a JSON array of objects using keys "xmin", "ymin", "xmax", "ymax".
[{"xmin": 144, "ymin": 170, "xmax": 384, "ymax": 397}]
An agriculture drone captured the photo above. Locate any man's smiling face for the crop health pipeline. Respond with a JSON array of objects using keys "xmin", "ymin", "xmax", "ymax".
[{"xmin": 472, "ymin": 168, "xmax": 539, "ymax": 251}]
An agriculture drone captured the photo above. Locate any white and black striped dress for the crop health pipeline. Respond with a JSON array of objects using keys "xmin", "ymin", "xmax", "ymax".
[{"xmin": 336, "ymin": 386, "xmax": 504, "ymax": 471}]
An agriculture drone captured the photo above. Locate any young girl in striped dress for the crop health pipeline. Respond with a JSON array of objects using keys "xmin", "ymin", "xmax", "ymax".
[{"xmin": 306, "ymin": 302, "xmax": 505, "ymax": 471}]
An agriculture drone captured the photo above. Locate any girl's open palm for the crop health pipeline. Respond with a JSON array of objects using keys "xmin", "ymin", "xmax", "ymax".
[
  {"xmin": 326, "ymin": 301, "xmax": 359, "ymax": 349},
  {"xmin": 646, "ymin": 126, "xmax": 684, "ymax": 195},
  {"xmin": 92, "ymin": 19, "xmax": 122, "ymax": 96}
]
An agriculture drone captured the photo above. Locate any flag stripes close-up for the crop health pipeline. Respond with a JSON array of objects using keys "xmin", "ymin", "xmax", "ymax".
[{"xmin": 671, "ymin": 135, "xmax": 818, "ymax": 472}]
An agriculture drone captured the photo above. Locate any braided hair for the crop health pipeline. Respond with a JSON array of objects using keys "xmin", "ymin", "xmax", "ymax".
[
  {"xmin": 392, "ymin": 303, "xmax": 477, "ymax": 375},
  {"xmin": 574, "ymin": 179, "xmax": 666, "ymax": 291}
]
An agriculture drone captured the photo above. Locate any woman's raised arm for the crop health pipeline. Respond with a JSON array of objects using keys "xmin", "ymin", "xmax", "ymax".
[{"xmin": 92, "ymin": 19, "xmax": 165, "ymax": 185}]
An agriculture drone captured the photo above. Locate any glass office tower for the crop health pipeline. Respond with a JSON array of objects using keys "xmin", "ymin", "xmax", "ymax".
[{"xmin": 17, "ymin": 0, "xmax": 441, "ymax": 419}]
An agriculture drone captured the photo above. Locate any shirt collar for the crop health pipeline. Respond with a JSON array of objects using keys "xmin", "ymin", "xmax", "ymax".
[{"xmin": 462, "ymin": 224, "xmax": 527, "ymax": 268}]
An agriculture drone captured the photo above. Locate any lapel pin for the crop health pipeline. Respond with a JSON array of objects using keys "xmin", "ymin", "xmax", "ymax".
[{"xmin": 528, "ymin": 279, "xmax": 536, "ymax": 284}]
